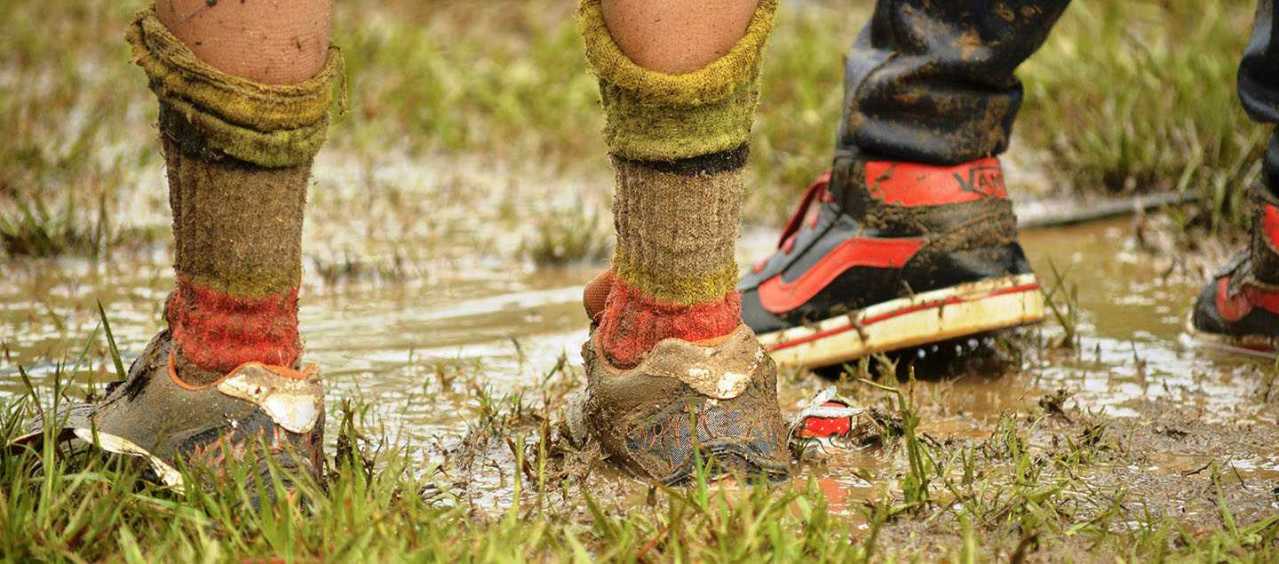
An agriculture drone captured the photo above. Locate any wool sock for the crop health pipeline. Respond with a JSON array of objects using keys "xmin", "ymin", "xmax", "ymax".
[
  {"xmin": 127, "ymin": 9, "xmax": 341, "ymax": 385},
  {"xmin": 579, "ymin": 0, "xmax": 777, "ymax": 368}
]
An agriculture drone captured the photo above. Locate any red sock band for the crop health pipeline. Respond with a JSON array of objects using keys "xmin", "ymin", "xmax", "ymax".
[
  {"xmin": 167, "ymin": 276, "xmax": 301, "ymax": 374},
  {"xmin": 597, "ymin": 278, "xmax": 740, "ymax": 368}
]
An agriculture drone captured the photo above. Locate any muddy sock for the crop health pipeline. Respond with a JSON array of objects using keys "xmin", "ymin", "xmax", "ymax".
[
  {"xmin": 579, "ymin": 0, "xmax": 777, "ymax": 368},
  {"xmin": 127, "ymin": 9, "xmax": 341, "ymax": 385}
]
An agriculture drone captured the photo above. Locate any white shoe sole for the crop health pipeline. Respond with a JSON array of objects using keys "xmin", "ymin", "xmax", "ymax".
[{"xmin": 758, "ymin": 273, "xmax": 1045, "ymax": 368}]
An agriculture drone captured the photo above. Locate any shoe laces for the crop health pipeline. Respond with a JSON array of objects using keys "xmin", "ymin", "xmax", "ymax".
[{"xmin": 753, "ymin": 172, "xmax": 833, "ymax": 273}]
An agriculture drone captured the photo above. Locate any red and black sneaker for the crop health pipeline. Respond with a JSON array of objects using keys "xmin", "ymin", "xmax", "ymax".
[
  {"xmin": 739, "ymin": 153, "xmax": 1045, "ymax": 368},
  {"xmin": 1188, "ymin": 192, "xmax": 1279, "ymax": 357}
]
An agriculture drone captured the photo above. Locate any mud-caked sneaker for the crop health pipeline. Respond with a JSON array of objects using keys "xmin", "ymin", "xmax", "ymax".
[
  {"xmin": 739, "ymin": 154, "xmax": 1045, "ymax": 368},
  {"xmin": 1189, "ymin": 190, "xmax": 1279, "ymax": 356},
  {"xmin": 578, "ymin": 324, "xmax": 790, "ymax": 485},
  {"xmin": 9, "ymin": 331, "xmax": 325, "ymax": 492}
]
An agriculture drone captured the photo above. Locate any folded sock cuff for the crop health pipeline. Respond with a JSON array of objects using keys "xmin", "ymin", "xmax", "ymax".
[
  {"xmin": 127, "ymin": 8, "xmax": 343, "ymax": 168},
  {"xmin": 578, "ymin": 0, "xmax": 778, "ymax": 161}
]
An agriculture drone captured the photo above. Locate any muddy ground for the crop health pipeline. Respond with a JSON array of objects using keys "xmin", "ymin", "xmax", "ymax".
[{"xmin": 3, "ymin": 158, "xmax": 1278, "ymax": 558}]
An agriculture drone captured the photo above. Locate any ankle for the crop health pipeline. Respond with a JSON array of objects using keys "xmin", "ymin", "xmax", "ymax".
[{"xmin": 833, "ymin": 153, "xmax": 1016, "ymax": 240}]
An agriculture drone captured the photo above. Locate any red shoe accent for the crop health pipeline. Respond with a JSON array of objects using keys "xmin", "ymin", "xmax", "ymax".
[
  {"xmin": 799, "ymin": 402, "xmax": 853, "ymax": 438},
  {"xmin": 596, "ymin": 278, "xmax": 740, "ymax": 369},
  {"xmin": 167, "ymin": 276, "xmax": 301, "ymax": 374},
  {"xmin": 1263, "ymin": 204, "xmax": 1279, "ymax": 251},
  {"xmin": 1215, "ymin": 276, "xmax": 1279, "ymax": 322},
  {"xmin": 1217, "ymin": 278, "xmax": 1251, "ymax": 321},
  {"xmin": 865, "ymin": 157, "xmax": 1007, "ymax": 207},
  {"xmin": 758, "ymin": 237, "xmax": 926, "ymax": 314},
  {"xmin": 775, "ymin": 172, "xmax": 833, "ymax": 248}
]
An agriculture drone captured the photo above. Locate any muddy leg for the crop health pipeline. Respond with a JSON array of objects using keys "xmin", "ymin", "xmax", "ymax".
[
  {"xmin": 736, "ymin": 1, "xmax": 1066, "ymax": 369},
  {"xmin": 1240, "ymin": 0, "xmax": 1279, "ymax": 199},
  {"xmin": 12, "ymin": 2, "xmax": 347, "ymax": 488},
  {"xmin": 141, "ymin": 0, "xmax": 336, "ymax": 384},
  {"xmin": 576, "ymin": 0, "xmax": 790, "ymax": 483},
  {"xmin": 580, "ymin": 0, "xmax": 757, "ymax": 318}
]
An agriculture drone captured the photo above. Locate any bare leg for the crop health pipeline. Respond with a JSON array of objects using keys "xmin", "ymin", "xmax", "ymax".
[
  {"xmin": 601, "ymin": 0, "xmax": 757, "ymax": 74},
  {"xmin": 156, "ymin": 0, "xmax": 331, "ymax": 84}
]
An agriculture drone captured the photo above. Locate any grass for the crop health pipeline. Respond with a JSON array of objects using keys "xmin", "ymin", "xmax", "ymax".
[
  {"xmin": 0, "ymin": 0, "xmax": 158, "ymax": 259},
  {"xmin": 4, "ymin": 329, "xmax": 1278, "ymax": 561},
  {"xmin": 521, "ymin": 207, "xmax": 611, "ymax": 267},
  {"xmin": 1, "ymin": 400, "xmax": 866, "ymax": 561},
  {"xmin": 1020, "ymin": 0, "xmax": 1265, "ymax": 239}
]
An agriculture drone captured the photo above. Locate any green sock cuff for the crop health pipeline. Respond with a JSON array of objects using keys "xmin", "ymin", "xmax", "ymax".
[
  {"xmin": 578, "ymin": 0, "xmax": 778, "ymax": 162},
  {"xmin": 613, "ymin": 252, "xmax": 740, "ymax": 306},
  {"xmin": 126, "ymin": 8, "xmax": 344, "ymax": 168}
]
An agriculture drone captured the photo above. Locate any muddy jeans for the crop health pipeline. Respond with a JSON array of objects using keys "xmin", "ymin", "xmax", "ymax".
[{"xmin": 839, "ymin": 0, "xmax": 1279, "ymax": 194}]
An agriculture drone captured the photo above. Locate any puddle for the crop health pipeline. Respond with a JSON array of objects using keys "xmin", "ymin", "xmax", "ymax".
[{"xmin": 2, "ymin": 209, "xmax": 1276, "ymax": 513}]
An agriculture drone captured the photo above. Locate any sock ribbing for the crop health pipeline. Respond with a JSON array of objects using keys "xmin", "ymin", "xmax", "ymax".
[{"xmin": 611, "ymin": 152, "xmax": 745, "ymax": 305}]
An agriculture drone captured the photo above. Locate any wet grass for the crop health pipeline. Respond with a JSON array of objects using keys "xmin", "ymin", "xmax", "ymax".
[
  {"xmin": 0, "ymin": 0, "xmax": 157, "ymax": 259},
  {"xmin": 3, "ymin": 388, "xmax": 1275, "ymax": 561},
  {"xmin": 522, "ymin": 208, "xmax": 611, "ymax": 267},
  {"xmin": 3, "ymin": 327, "xmax": 1277, "ymax": 561},
  {"xmin": 2, "ymin": 397, "xmax": 863, "ymax": 561}
]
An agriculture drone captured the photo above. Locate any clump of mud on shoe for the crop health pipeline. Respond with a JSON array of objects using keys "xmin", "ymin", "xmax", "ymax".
[{"xmin": 571, "ymin": 325, "xmax": 791, "ymax": 485}]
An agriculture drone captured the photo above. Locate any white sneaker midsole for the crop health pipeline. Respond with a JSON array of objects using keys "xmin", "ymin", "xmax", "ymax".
[{"xmin": 758, "ymin": 273, "xmax": 1045, "ymax": 368}]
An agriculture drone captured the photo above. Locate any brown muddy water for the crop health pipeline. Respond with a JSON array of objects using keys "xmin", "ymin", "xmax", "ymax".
[{"xmin": 3, "ymin": 209, "xmax": 1278, "ymax": 513}]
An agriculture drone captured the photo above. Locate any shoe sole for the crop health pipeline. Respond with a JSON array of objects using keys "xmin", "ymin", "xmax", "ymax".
[
  {"xmin": 757, "ymin": 274, "xmax": 1045, "ymax": 368},
  {"xmin": 1182, "ymin": 315, "xmax": 1278, "ymax": 359}
]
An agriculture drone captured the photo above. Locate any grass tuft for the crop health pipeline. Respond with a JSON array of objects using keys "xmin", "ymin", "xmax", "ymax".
[{"xmin": 522, "ymin": 207, "xmax": 611, "ymax": 267}]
